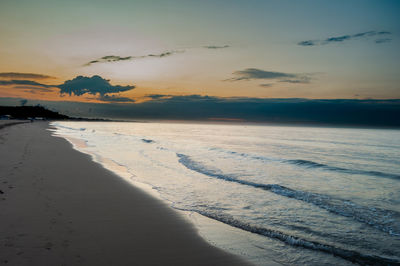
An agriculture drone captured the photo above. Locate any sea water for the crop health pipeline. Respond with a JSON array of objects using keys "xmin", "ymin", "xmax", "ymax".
[{"xmin": 50, "ymin": 121, "xmax": 400, "ymax": 265}]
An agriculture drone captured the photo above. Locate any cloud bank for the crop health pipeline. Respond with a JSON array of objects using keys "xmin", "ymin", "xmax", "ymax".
[
  {"xmin": 298, "ymin": 31, "xmax": 392, "ymax": 46},
  {"xmin": 57, "ymin": 75, "xmax": 135, "ymax": 96},
  {"xmin": 227, "ymin": 68, "xmax": 311, "ymax": 84},
  {"xmin": 4, "ymin": 96, "xmax": 398, "ymax": 128},
  {"xmin": 84, "ymin": 51, "xmax": 184, "ymax": 66},
  {"xmin": 0, "ymin": 72, "xmax": 55, "ymax": 80}
]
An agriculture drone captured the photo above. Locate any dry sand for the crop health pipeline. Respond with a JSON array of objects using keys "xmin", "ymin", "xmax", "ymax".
[{"xmin": 0, "ymin": 121, "xmax": 250, "ymax": 265}]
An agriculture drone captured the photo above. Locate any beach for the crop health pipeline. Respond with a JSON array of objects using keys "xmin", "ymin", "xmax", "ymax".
[
  {"xmin": 48, "ymin": 121, "xmax": 400, "ymax": 265},
  {"xmin": 0, "ymin": 121, "xmax": 249, "ymax": 266}
]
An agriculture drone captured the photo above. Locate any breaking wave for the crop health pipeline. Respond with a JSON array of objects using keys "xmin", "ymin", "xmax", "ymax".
[
  {"xmin": 286, "ymin": 159, "xmax": 400, "ymax": 180},
  {"xmin": 177, "ymin": 153, "xmax": 400, "ymax": 236},
  {"xmin": 214, "ymin": 149, "xmax": 400, "ymax": 180},
  {"xmin": 189, "ymin": 211, "xmax": 400, "ymax": 266}
]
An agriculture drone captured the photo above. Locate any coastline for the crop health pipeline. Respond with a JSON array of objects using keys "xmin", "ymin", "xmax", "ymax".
[{"xmin": 0, "ymin": 121, "xmax": 250, "ymax": 265}]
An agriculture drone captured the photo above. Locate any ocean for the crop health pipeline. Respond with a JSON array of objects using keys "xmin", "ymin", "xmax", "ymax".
[{"xmin": 50, "ymin": 121, "xmax": 400, "ymax": 265}]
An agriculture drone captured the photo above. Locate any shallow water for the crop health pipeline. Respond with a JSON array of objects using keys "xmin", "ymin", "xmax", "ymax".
[{"xmin": 51, "ymin": 121, "xmax": 400, "ymax": 265}]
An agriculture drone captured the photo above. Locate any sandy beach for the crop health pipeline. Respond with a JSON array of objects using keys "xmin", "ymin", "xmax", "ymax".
[{"xmin": 0, "ymin": 121, "xmax": 249, "ymax": 266}]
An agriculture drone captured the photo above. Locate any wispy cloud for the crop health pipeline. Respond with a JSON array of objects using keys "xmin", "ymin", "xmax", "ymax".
[
  {"xmin": 99, "ymin": 94, "xmax": 135, "ymax": 103},
  {"xmin": 298, "ymin": 31, "xmax": 392, "ymax": 46},
  {"xmin": 375, "ymin": 38, "xmax": 392, "ymax": 44},
  {"xmin": 84, "ymin": 50, "xmax": 184, "ymax": 66},
  {"xmin": 17, "ymin": 87, "xmax": 54, "ymax": 93},
  {"xmin": 0, "ymin": 79, "xmax": 52, "ymax": 87},
  {"xmin": 229, "ymin": 69, "xmax": 296, "ymax": 80},
  {"xmin": 57, "ymin": 75, "xmax": 135, "ymax": 96},
  {"xmin": 226, "ymin": 68, "xmax": 311, "ymax": 84},
  {"xmin": 0, "ymin": 80, "xmax": 55, "ymax": 95},
  {"xmin": 279, "ymin": 78, "xmax": 311, "ymax": 84},
  {"xmin": 259, "ymin": 83, "xmax": 273, "ymax": 88},
  {"xmin": 0, "ymin": 72, "xmax": 55, "ymax": 80},
  {"xmin": 87, "ymin": 55, "xmax": 132, "ymax": 65},
  {"xmin": 84, "ymin": 44, "xmax": 232, "ymax": 66},
  {"xmin": 203, "ymin": 45, "xmax": 230, "ymax": 49},
  {"xmin": 146, "ymin": 94, "xmax": 172, "ymax": 100}
]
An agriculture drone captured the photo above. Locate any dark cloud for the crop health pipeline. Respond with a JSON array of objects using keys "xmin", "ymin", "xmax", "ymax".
[
  {"xmin": 138, "ymin": 96, "xmax": 400, "ymax": 128},
  {"xmin": 147, "ymin": 51, "xmax": 179, "ymax": 58},
  {"xmin": 0, "ymin": 72, "xmax": 55, "ymax": 80},
  {"xmin": 203, "ymin": 45, "xmax": 230, "ymax": 49},
  {"xmin": 298, "ymin": 31, "xmax": 392, "ymax": 46},
  {"xmin": 259, "ymin": 83, "xmax": 273, "ymax": 87},
  {"xmin": 375, "ymin": 38, "xmax": 392, "ymax": 44},
  {"xmin": 0, "ymin": 75, "xmax": 136, "ymax": 98},
  {"xmin": 279, "ymin": 78, "xmax": 311, "ymax": 84},
  {"xmin": 352, "ymin": 31, "xmax": 376, "ymax": 38},
  {"xmin": 146, "ymin": 94, "xmax": 172, "ymax": 99},
  {"xmin": 57, "ymin": 75, "xmax": 135, "ymax": 96},
  {"xmin": 83, "ymin": 56, "xmax": 133, "ymax": 66},
  {"xmin": 87, "ymin": 60, "xmax": 99, "ymax": 65},
  {"xmin": 99, "ymin": 94, "xmax": 135, "ymax": 103},
  {"xmin": 230, "ymin": 68, "xmax": 296, "ymax": 81},
  {"xmin": 84, "ymin": 56, "xmax": 132, "ymax": 66},
  {"xmin": 1, "ymin": 96, "xmax": 400, "ymax": 127},
  {"xmin": 84, "ymin": 45, "xmax": 231, "ymax": 66},
  {"xmin": 227, "ymin": 68, "xmax": 311, "ymax": 84},
  {"xmin": 0, "ymin": 79, "xmax": 52, "ymax": 87},
  {"xmin": 84, "ymin": 51, "xmax": 184, "ymax": 66},
  {"xmin": 325, "ymin": 35, "xmax": 351, "ymax": 43},
  {"xmin": 101, "ymin": 55, "xmax": 132, "ymax": 62},
  {"xmin": 297, "ymin": 40, "xmax": 315, "ymax": 46}
]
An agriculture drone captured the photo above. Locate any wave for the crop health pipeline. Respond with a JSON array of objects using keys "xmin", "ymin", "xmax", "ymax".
[
  {"xmin": 51, "ymin": 123, "xmax": 86, "ymax": 132},
  {"xmin": 177, "ymin": 153, "xmax": 400, "ymax": 236},
  {"xmin": 280, "ymin": 137, "xmax": 399, "ymax": 150},
  {"xmin": 286, "ymin": 159, "xmax": 400, "ymax": 180},
  {"xmin": 190, "ymin": 211, "xmax": 400, "ymax": 266},
  {"xmin": 213, "ymin": 148, "xmax": 400, "ymax": 180}
]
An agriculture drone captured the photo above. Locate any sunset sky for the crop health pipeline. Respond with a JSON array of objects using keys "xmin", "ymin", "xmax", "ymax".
[{"xmin": 1, "ymin": 0, "xmax": 399, "ymax": 106}]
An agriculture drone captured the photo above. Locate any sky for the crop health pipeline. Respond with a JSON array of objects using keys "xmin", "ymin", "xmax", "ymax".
[{"xmin": 0, "ymin": 0, "xmax": 400, "ymax": 110}]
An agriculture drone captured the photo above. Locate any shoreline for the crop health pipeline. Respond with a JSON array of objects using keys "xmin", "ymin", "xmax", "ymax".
[
  {"xmin": 0, "ymin": 121, "xmax": 250, "ymax": 265},
  {"xmin": 51, "ymin": 122, "xmax": 283, "ymax": 266}
]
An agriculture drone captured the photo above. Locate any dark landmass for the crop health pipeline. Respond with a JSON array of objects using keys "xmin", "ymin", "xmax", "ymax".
[
  {"xmin": 0, "ymin": 106, "xmax": 69, "ymax": 120},
  {"xmin": 0, "ymin": 106, "xmax": 109, "ymax": 121}
]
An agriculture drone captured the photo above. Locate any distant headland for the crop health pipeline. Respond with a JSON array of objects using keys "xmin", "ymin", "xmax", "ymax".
[{"xmin": 0, "ymin": 106, "xmax": 108, "ymax": 121}]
